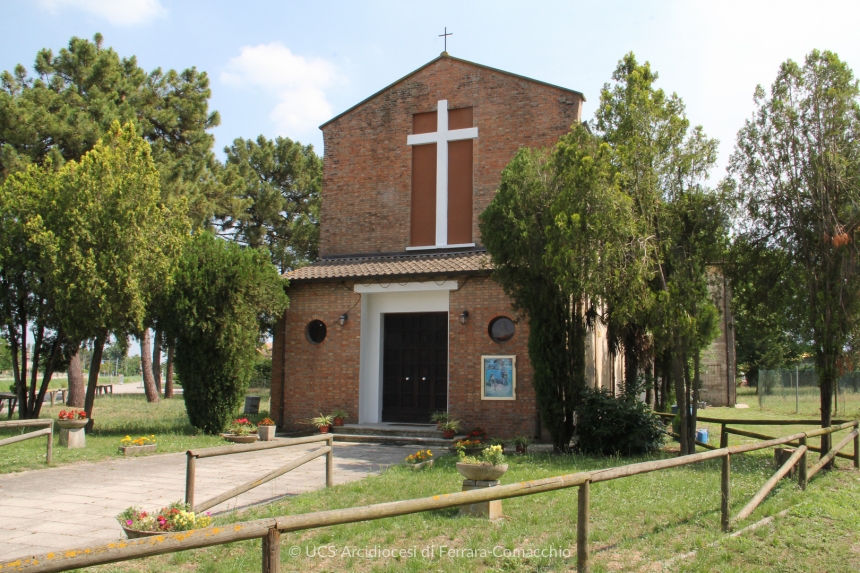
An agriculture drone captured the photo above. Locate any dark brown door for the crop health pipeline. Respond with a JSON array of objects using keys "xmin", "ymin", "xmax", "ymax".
[{"xmin": 382, "ymin": 312, "xmax": 448, "ymax": 423}]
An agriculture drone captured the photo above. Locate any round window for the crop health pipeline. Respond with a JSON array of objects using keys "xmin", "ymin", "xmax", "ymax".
[
  {"xmin": 488, "ymin": 316, "xmax": 515, "ymax": 343},
  {"xmin": 306, "ymin": 320, "xmax": 327, "ymax": 344}
]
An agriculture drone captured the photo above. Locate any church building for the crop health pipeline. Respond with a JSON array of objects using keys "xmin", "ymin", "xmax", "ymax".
[{"xmin": 270, "ymin": 53, "xmax": 734, "ymax": 439}]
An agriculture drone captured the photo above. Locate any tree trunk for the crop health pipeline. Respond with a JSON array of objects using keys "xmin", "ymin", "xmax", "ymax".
[
  {"xmin": 623, "ymin": 329, "xmax": 639, "ymax": 398},
  {"xmin": 33, "ymin": 334, "xmax": 63, "ymax": 417},
  {"xmin": 164, "ymin": 341, "xmax": 175, "ymax": 399},
  {"xmin": 140, "ymin": 329, "xmax": 160, "ymax": 403},
  {"xmin": 66, "ymin": 347, "xmax": 86, "ymax": 407},
  {"xmin": 673, "ymin": 334, "xmax": 690, "ymax": 455},
  {"xmin": 644, "ymin": 356, "xmax": 654, "ymax": 407},
  {"xmin": 27, "ymin": 322, "xmax": 45, "ymax": 417},
  {"xmin": 152, "ymin": 328, "xmax": 162, "ymax": 394},
  {"xmin": 818, "ymin": 351, "xmax": 835, "ymax": 470},
  {"xmin": 84, "ymin": 333, "xmax": 107, "ymax": 433}
]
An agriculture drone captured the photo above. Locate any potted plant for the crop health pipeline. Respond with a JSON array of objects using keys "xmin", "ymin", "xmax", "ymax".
[
  {"xmin": 456, "ymin": 444, "xmax": 509, "ymax": 480},
  {"xmin": 257, "ymin": 418, "xmax": 276, "ymax": 441},
  {"xmin": 440, "ymin": 419, "xmax": 461, "ymax": 439},
  {"xmin": 119, "ymin": 435, "xmax": 157, "ymax": 456},
  {"xmin": 57, "ymin": 409, "xmax": 88, "ymax": 429},
  {"xmin": 222, "ymin": 418, "xmax": 258, "ymax": 443},
  {"xmin": 310, "ymin": 413, "xmax": 334, "ymax": 434},
  {"xmin": 466, "ymin": 427, "xmax": 488, "ymax": 442},
  {"xmin": 117, "ymin": 502, "xmax": 212, "ymax": 538},
  {"xmin": 405, "ymin": 449, "xmax": 434, "ymax": 470},
  {"xmin": 451, "ymin": 438, "xmax": 484, "ymax": 456},
  {"xmin": 331, "ymin": 408, "xmax": 348, "ymax": 427},
  {"xmin": 430, "ymin": 411, "xmax": 450, "ymax": 430},
  {"xmin": 512, "ymin": 435, "xmax": 531, "ymax": 454}
]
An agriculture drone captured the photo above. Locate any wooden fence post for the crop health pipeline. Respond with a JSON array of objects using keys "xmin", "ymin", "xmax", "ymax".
[
  {"xmin": 854, "ymin": 423, "xmax": 859, "ymax": 470},
  {"xmin": 326, "ymin": 435, "xmax": 333, "ymax": 488},
  {"xmin": 262, "ymin": 528, "xmax": 281, "ymax": 573},
  {"xmin": 720, "ymin": 424, "xmax": 728, "ymax": 449},
  {"xmin": 185, "ymin": 453, "xmax": 196, "ymax": 508},
  {"xmin": 721, "ymin": 453, "xmax": 730, "ymax": 532},
  {"xmin": 46, "ymin": 423, "xmax": 53, "ymax": 464},
  {"xmin": 798, "ymin": 436, "xmax": 808, "ymax": 489},
  {"xmin": 577, "ymin": 480, "xmax": 590, "ymax": 573}
]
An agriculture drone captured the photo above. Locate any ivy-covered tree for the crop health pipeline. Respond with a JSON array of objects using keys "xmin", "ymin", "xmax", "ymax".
[
  {"xmin": 480, "ymin": 125, "xmax": 647, "ymax": 452},
  {"xmin": 596, "ymin": 53, "xmax": 727, "ymax": 455},
  {"xmin": 729, "ymin": 50, "xmax": 860, "ymax": 458},
  {"xmin": 164, "ymin": 232, "xmax": 288, "ymax": 434}
]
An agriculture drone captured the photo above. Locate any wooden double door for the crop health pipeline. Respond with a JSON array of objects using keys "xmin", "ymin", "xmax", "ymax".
[{"xmin": 382, "ymin": 312, "xmax": 448, "ymax": 423}]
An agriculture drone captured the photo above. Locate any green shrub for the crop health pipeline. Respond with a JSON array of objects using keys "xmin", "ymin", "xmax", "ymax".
[
  {"xmin": 249, "ymin": 356, "xmax": 272, "ymax": 388},
  {"xmin": 164, "ymin": 233, "xmax": 288, "ymax": 434},
  {"xmin": 574, "ymin": 388, "xmax": 665, "ymax": 455}
]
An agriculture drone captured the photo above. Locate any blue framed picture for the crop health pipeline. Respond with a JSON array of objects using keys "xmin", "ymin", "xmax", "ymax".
[{"xmin": 481, "ymin": 355, "xmax": 516, "ymax": 400}]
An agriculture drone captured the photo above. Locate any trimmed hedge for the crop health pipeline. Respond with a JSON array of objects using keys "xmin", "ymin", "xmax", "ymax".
[{"xmin": 574, "ymin": 388, "xmax": 665, "ymax": 455}]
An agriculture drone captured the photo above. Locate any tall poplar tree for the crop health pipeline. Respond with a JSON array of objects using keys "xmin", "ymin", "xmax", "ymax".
[
  {"xmin": 596, "ymin": 53, "xmax": 727, "ymax": 455},
  {"xmin": 729, "ymin": 50, "xmax": 860, "ymax": 458}
]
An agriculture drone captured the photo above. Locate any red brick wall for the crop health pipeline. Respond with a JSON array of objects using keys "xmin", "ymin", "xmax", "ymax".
[
  {"xmin": 278, "ymin": 282, "xmax": 362, "ymax": 429},
  {"xmin": 319, "ymin": 56, "xmax": 583, "ymax": 256},
  {"xmin": 275, "ymin": 277, "xmax": 536, "ymax": 438},
  {"xmin": 448, "ymin": 277, "xmax": 535, "ymax": 438}
]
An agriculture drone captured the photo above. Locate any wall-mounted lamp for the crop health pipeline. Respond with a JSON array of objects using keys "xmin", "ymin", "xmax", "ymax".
[
  {"xmin": 459, "ymin": 310, "xmax": 469, "ymax": 325},
  {"xmin": 338, "ymin": 313, "xmax": 348, "ymax": 327}
]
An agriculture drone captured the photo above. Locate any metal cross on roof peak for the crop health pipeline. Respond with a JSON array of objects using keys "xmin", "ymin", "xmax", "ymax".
[{"xmin": 439, "ymin": 27, "xmax": 452, "ymax": 52}]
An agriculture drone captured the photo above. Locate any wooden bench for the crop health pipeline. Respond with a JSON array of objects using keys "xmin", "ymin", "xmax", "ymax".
[
  {"xmin": 95, "ymin": 384, "xmax": 113, "ymax": 396},
  {"xmin": 44, "ymin": 388, "xmax": 66, "ymax": 407},
  {"xmin": 0, "ymin": 392, "xmax": 17, "ymax": 418}
]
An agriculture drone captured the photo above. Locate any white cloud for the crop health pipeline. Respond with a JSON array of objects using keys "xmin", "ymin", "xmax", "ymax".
[
  {"xmin": 221, "ymin": 42, "xmax": 341, "ymax": 136},
  {"xmin": 38, "ymin": 0, "xmax": 167, "ymax": 25}
]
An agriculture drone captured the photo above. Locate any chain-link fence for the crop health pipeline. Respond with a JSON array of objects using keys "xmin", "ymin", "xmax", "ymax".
[{"xmin": 757, "ymin": 369, "xmax": 860, "ymax": 417}]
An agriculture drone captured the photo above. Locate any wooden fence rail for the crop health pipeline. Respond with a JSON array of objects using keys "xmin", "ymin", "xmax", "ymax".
[
  {"xmin": 1, "ymin": 421, "xmax": 857, "ymax": 573},
  {"xmin": 0, "ymin": 419, "xmax": 53, "ymax": 464},
  {"xmin": 185, "ymin": 433, "xmax": 333, "ymax": 512}
]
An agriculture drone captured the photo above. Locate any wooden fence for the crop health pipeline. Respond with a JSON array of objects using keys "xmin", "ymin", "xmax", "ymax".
[
  {"xmin": 0, "ymin": 419, "xmax": 53, "ymax": 464},
  {"xmin": 185, "ymin": 434, "xmax": 334, "ymax": 513},
  {"xmin": 1, "ymin": 421, "xmax": 857, "ymax": 573}
]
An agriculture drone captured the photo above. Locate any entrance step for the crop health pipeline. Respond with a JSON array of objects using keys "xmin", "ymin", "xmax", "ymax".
[{"xmin": 332, "ymin": 423, "xmax": 463, "ymax": 446}]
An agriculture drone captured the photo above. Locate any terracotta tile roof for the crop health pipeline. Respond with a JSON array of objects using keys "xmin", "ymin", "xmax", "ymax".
[{"xmin": 285, "ymin": 250, "xmax": 492, "ymax": 282}]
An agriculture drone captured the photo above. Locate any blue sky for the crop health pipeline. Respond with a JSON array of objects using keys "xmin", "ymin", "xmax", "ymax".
[
  {"xmin": 6, "ymin": 0, "xmax": 860, "ymax": 174},
  {"xmin": 5, "ymin": 0, "xmax": 860, "ymax": 356}
]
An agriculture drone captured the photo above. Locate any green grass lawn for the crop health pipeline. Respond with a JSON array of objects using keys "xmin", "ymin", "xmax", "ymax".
[
  {"xmin": 70, "ymin": 444, "xmax": 860, "ymax": 573},
  {"xmin": 0, "ymin": 388, "xmax": 271, "ymax": 474}
]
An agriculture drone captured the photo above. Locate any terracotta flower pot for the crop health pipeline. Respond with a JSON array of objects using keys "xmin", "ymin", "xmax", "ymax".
[
  {"xmin": 456, "ymin": 462, "xmax": 509, "ymax": 481},
  {"xmin": 442, "ymin": 429, "xmax": 456, "ymax": 439},
  {"xmin": 318, "ymin": 425, "xmax": 331, "ymax": 434},
  {"xmin": 333, "ymin": 417, "xmax": 344, "ymax": 427},
  {"xmin": 57, "ymin": 419, "xmax": 88, "ymax": 429},
  {"xmin": 516, "ymin": 445, "xmax": 528, "ymax": 454}
]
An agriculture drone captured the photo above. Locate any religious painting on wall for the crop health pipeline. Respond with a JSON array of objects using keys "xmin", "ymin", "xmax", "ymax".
[{"xmin": 481, "ymin": 355, "xmax": 516, "ymax": 400}]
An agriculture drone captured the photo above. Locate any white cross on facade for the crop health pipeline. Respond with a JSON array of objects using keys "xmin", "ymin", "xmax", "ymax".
[{"xmin": 407, "ymin": 99, "xmax": 478, "ymax": 246}]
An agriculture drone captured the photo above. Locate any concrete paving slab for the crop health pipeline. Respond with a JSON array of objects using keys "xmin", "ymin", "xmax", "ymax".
[{"xmin": 0, "ymin": 441, "xmax": 420, "ymax": 562}]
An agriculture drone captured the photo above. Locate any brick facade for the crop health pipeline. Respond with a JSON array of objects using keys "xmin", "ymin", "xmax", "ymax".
[
  {"xmin": 318, "ymin": 54, "xmax": 583, "ymax": 256},
  {"xmin": 276, "ymin": 276, "xmax": 535, "ymax": 438},
  {"xmin": 272, "ymin": 54, "xmax": 585, "ymax": 437}
]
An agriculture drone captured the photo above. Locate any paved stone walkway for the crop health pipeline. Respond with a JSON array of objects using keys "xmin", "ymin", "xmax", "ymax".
[{"xmin": 0, "ymin": 441, "xmax": 419, "ymax": 561}]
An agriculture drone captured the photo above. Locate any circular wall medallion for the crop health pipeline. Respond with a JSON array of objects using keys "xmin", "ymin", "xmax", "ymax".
[
  {"xmin": 488, "ymin": 316, "xmax": 515, "ymax": 343},
  {"xmin": 306, "ymin": 320, "xmax": 327, "ymax": 344}
]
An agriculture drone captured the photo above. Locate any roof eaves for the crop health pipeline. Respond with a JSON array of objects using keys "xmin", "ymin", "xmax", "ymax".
[{"xmin": 319, "ymin": 53, "xmax": 585, "ymax": 130}]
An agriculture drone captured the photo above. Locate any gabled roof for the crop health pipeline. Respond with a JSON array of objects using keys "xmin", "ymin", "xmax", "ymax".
[
  {"xmin": 284, "ymin": 250, "xmax": 492, "ymax": 283},
  {"xmin": 319, "ymin": 52, "xmax": 585, "ymax": 129}
]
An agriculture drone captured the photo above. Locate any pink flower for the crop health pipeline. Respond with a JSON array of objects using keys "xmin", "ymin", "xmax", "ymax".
[{"xmin": 126, "ymin": 520, "xmax": 133, "ymax": 525}]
